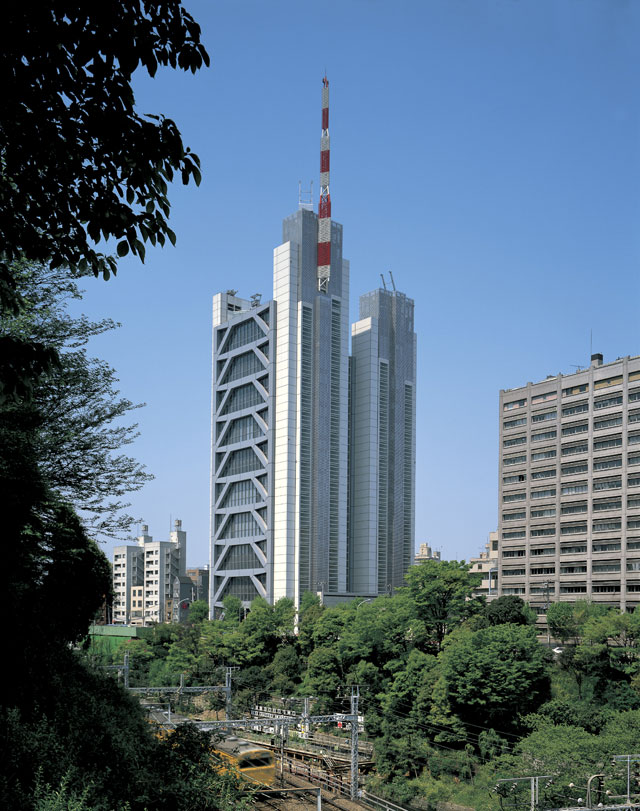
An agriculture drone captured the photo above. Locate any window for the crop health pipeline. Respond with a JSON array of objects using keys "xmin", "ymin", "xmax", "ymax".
[
  {"xmin": 629, "ymin": 388, "xmax": 640, "ymax": 402},
  {"xmin": 504, "ymin": 435, "xmax": 527, "ymax": 447},
  {"xmin": 531, "ymin": 487, "xmax": 556, "ymax": 499},
  {"xmin": 503, "ymin": 530, "xmax": 526, "ymax": 539},
  {"xmin": 503, "ymin": 492, "xmax": 526, "ymax": 503},
  {"xmin": 592, "ymin": 562, "xmax": 621, "ymax": 573},
  {"xmin": 630, "ymin": 371, "xmax": 640, "ymax": 383},
  {"xmin": 630, "ymin": 454, "xmax": 640, "ymax": 467},
  {"xmin": 531, "ymin": 507, "xmax": 556, "ymax": 518},
  {"xmin": 561, "ymin": 564, "xmax": 587, "ymax": 574},
  {"xmin": 629, "ymin": 540, "xmax": 640, "ymax": 550},
  {"xmin": 503, "ymin": 511, "xmax": 526, "ymax": 521},
  {"xmin": 561, "ymin": 502, "xmax": 587, "ymax": 515},
  {"xmin": 629, "ymin": 519, "xmax": 640, "ymax": 530},
  {"xmin": 502, "ymin": 587, "xmax": 526, "ymax": 595},
  {"xmin": 592, "ymin": 584, "xmax": 621, "ymax": 593},
  {"xmin": 563, "ymin": 383, "xmax": 588, "ymax": 396},
  {"xmin": 562, "ymin": 441, "xmax": 588, "ymax": 456},
  {"xmin": 594, "ymin": 394, "xmax": 623, "ymax": 410},
  {"xmin": 532, "ymin": 448, "xmax": 557, "ymax": 461},
  {"xmin": 630, "ymin": 475, "xmax": 640, "ymax": 488},
  {"xmin": 594, "ymin": 375, "xmax": 623, "ymax": 390},
  {"xmin": 532, "ymin": 430, "xmax": 557, "ymax": 442},
  {"xmin": 560, "ymin": 584, "xmax": 587, "ymax": 593},
  {"xmin": 532, "ymin": 391, "xmax": 557, "ymax": 404},
  {"xmin": 594, "ymin": 415, "xmax": 622, "ymax": 431},
  {"xmin": 593, "ymin": 477, "xmax": 622, "ymax": 491},
  {"xmin": 562, "ymin": 462, "xmax": 588, "ymax": 476},
  {"xmin": 503, "ymin": 568, "xmax": 526, "ymax": 576},
  {"xmin": 629, "ymin": 495, "xmax": 640, "ymax": 509},
  {"xmin": 629, "ymin": 411, "xmax": 640, "ymax": 424},
  {"xmin": 594, "ymin": 435, "xmax": 622, "ymax": 450},
  {"xmin": 504, "ymin": 454, "xmax": 527, "ymax": 466},
  {"xmin": 592, "ymin": 520, "xmax": 622, "ymax": 532},
  {"xmin": 532, "ymin": 410, "xmax": 557, "ymax": 423},
  {"xmin": 593, "ymin": 497, "xmax": 622, "ymax": 512},
  {"xmin": 561, "ymin": 544, "xmax": 587, "ymax": 554},
  {"xmin": 561, "ymin": 482, "xmax": 588, "ymax": 495},
  {"xmin": 502, "ymin": 548, "xmax": 526, "ymax": 557},
  {"xmin": 504, "ymin": 416, "xmax": 527, "ymax": 429},
  {"xmin": 532, "ymin": 468, "xmax": 556, "ymax": 480},
  {"xmin": 562, "ymin": 401, "xmax": 589, "ymax": 417},
  {"xmin": 503, "ymin": 473, "xmax": 527, "ymax": 484},
  {"xmin": 593, "ymin": 541, "xmax": 621, "ymax": 552},
  {"xmin": 531, "ymin": 526, "xmax": 555, "ymax": 537},
  {"xmin": 629, "ymin": 433, "xmax": 640, "ymax": 446},
  {"xmin": 531, "ymin": 566, "xmax": 555, "ymax": 575},
  {"xmin": 560, "ymin": 523, "xmax": 587, "ymax": 535},
  {"xmin": 504, "ymin": 398, "xmax": 527, "ymax": 411},
  {"xmin": 562, "ymin": 422, "xmax": 588, "ymax": 436},
  {"xmin": 594, "ymin": 456, "xmax": 622, "ymax": 471}
]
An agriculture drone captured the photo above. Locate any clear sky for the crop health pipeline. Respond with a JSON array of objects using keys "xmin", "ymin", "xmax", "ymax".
[{"xmin": 69, "ymin": 0, "xmax": 640, "ymax": 568}]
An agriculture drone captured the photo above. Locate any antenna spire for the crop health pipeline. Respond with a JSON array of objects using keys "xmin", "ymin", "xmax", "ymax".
[{"xmin": 317, "ymin": 76, "xmax": 331, "ymax": 293}]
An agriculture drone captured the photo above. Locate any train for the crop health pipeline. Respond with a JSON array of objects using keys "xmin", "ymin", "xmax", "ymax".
[{"xmin": 213, "ymin": 734, "xmax": 275, "ymax": 786}]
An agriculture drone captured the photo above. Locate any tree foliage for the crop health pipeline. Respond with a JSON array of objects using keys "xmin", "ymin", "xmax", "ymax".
[
  {"xmin": 1, "ymin": 262, "xmax": 152, "ymax": 537},
  {"xmin": 0, "ymin": 1, "xmax": 209, "ymax": 295}
]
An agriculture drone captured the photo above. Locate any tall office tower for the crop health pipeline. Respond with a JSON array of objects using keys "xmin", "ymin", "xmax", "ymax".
[
  {"xmin": 498, "ymin": 354, "xmax": 640, "ymax": 625},
  {"xmin": 270, "ymin": 76, "xmax": 350, "ymax": 606},
  {"xmin": 350, "ymin": 286, "xmax": 417, "ymax": 594},
  {"xmin": 210, "ymin": 292, "xmax": 274, "ymax": 611},
  {"xmin": 209, "ymin": 78, "xmax": 418, "ymax": 611}
]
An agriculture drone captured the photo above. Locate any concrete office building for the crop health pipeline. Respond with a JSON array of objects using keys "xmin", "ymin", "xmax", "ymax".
[
  {"xmin": 498, "ymin": 354, "xmax": 640, "ymax": 623},
  {"xmin": 350, "ymin": 286, "xmax": 416, "ymax": 593},
  {"xmin": 112, "ymin": 520, "xmax": 186, "ymax": 625}
]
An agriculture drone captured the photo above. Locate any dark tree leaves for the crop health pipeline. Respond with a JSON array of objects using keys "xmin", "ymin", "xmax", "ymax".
[{"xmin": 0, "ymin": 1, "xmax": 210, "ymax": 299}]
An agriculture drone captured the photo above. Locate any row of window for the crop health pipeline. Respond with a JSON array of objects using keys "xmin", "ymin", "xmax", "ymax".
[
  {"xmin": 503, "ymin": 539, "xmax": 640, "ymax": 557},
  {"xmin": 503, "ymin": 373, "xmax": 640, "ymax": 411},
  {"xmin": 504, "ymin": 561, "xmax": 628, "ymax": 576},
  {"xmin": 504, "ymin": 583, "xmax": 640, "ymax": 595},
  {"xmin": 504, "ymin": 442, "xmax": 640, "ymax": 468},
  {"xmin": 503, "ymin": 475, "xmax": 640, "ymax": 501},
  {"xmin": 502, "ymin": 517, "xmax": 640, "ymax": 534},
  {"xmin": 503, "ymin": 391, "xmax": 640, "ymax": 428},
  {"xmin": 504, "ymin": 494, "xmax": 640, "ymax": 511},
  {"xmin": 504, "ymin": 420, "xmax": 640, "ymax": 447}
]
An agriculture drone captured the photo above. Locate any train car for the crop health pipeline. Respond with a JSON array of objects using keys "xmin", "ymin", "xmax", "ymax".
[{"xmin": 213, "ymin": 734, "xmax": 275, "ymax": 786}]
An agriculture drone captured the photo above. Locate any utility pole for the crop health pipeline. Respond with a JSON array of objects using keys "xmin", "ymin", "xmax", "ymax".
[
  {"xmin": 224, "ymin": 667, "xmax": 238, "ymax": 728},
  {"xmin": 496, "ymin": 775, "xmax": 553, "ymax": 811},
  {"xmin": 613, "ymin": 754, "xmax": 640, "ymax": 805},
  {"xmin": 350, "ymin": 685, "xmax": 359, "ymax": 801},
  {"xmin": 123, "ymin": 651, "xmax": 129, "ymax": 688}
]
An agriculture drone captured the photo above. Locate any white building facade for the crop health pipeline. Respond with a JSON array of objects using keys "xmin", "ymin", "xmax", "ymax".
[{"xmin": 112, "ymin": 520, "xmax": 186, "ymax": 625}]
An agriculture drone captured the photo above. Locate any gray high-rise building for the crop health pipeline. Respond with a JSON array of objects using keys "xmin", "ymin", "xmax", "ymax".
[
  {"xmin": 498, "ymin": 353, "xmax": 640, "ymax": 624},
  {"xmin": 209, "ymin": 79, "xmax": 416, "ymax": 614},
  {"xmin": 350, "ymin": 287, "xmax": 417, "ymax": 594}
]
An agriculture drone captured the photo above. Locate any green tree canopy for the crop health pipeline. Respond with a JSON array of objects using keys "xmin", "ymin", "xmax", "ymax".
[
  {"xmin": 440, "ymin": 624, "xmax": 550, "ymax": 729},
  {"xmin": 401, "ymin": 559, "xmax": 483, "ymax": 650}
]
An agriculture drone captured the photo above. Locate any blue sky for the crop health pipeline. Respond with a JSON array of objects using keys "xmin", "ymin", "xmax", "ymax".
[{"xmin": 70, "ymin": 0, "xmax": 640, "ymax": 567}]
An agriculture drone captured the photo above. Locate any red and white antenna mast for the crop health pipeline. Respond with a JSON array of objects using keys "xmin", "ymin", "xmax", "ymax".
[{"xmin": 317, "ymin": 76, "xmax": 331, "ymax": 293}]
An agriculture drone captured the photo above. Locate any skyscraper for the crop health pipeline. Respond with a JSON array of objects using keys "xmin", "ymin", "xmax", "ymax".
[
  {"xmin": 209, "ymin": 79, "xmax": 416, "ymax": 614},
  {"xmin": 350, "ymin": 285, "xmax": 417, "ymax": 594}
]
